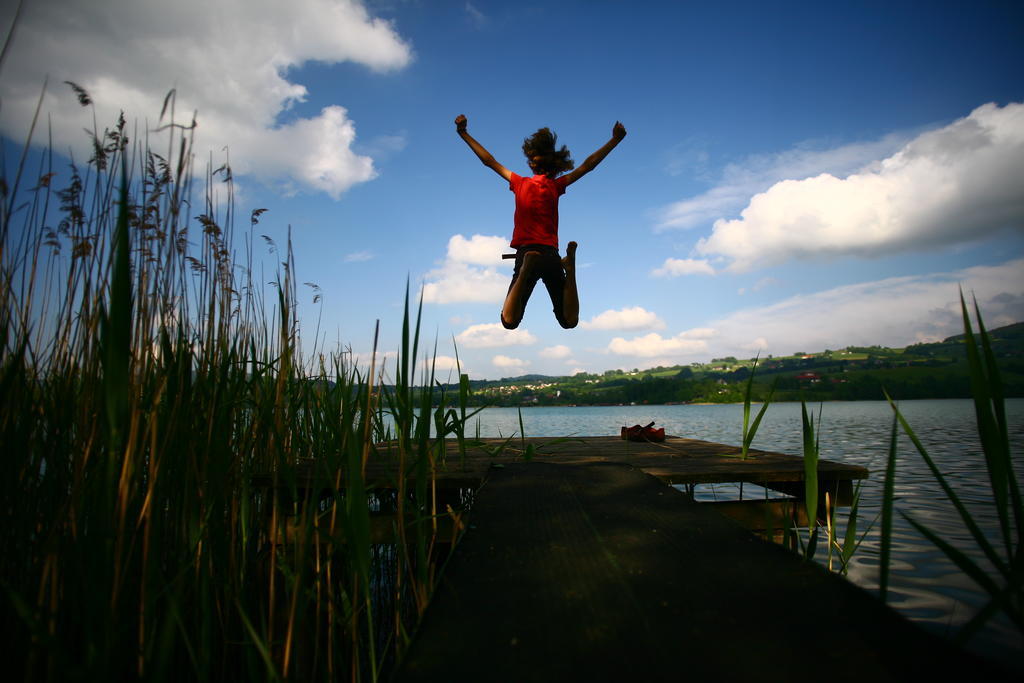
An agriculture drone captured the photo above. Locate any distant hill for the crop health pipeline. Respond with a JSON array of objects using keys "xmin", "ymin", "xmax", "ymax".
[
  {"xmin": 944, "ymin": 321, "xmax": 1024, "ymax": 343},
  {"xmin": 446, "ymin": 321, "xmax": 1024, "ymax": 406},
  {"xmin": 492, "ymin": 373, "xmax": 558, "ymax": 383},
  {"xmin": 914, "ymin": 321, "xmax": 1024, "ymax": 357}
]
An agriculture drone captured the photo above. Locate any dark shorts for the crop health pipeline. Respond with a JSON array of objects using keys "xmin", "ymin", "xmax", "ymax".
[{"xmin": 507, "ymin": 244, "xmax": 569, "ymax": 327}]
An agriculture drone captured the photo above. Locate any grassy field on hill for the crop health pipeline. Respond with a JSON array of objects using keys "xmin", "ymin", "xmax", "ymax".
[{"xmin": 451, "ymin": 324, "xmax": 1024, "ymax": 406}]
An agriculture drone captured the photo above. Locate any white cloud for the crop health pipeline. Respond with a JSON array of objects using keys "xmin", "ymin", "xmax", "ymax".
[
  {"xmin": 345, "ymin": 349, "xmax": 397, "ymax": 370},
  {"xmin": 421, "ymin": 355, "xmax": 465, "ymax": 374},
  {"xmin": 607, "ymin": 332, "xmax": 710, "ymax": 358},
  {"xmin": 702, "ymin": 258, "xmax": 1024, "ymax": 358},
  {"xmin": 421, "ymin": 261, "xmax": 508, "ymax": 304},
  {"xmin": 0, "ymin": 0, "xmax": 412, "ymax": 199},
  {"xmin": 748, "ymin": 337, "xmax": 769, "ymax": 352},
  {"xmin": 581, "ymin": 306, "xmax": 666, "ymax": 331},
  {"xmin": 421, "ymin": 234, "xmax": 511, "ymax": 304},
  {"xmin": 539, "ymin": 344, "xmax": 572, "ymax": 359},
  {"xmin": 680, "ymin": 327, "xmax": 717, "ymax": 339},
  {"xmin": 445, "ymin": 234, "xmax": 509, "ymax": 265},
  {"xmin": 245, "ymin": 106, "xmax": 376, "ymax": 197},
  {"xmin": 606, "ymin": 259, "xmax": 1023, "ymax": 364},
  {"xmin": 455, "ymin": 323, "xmax": 536, "ymax": 348},
  {"xmin": 657, "ymin": 131, "xmax": 910, "ymax": 230},
  {"xmin": 651, "ymin": 258, "xmax": 715, "ymax": 277},
  {"xmin": 694, "ymin": 102, "xmax": 1024, "ymax": 272},
  {"xmin": 344, "ymin": 250, "xmax": 374, "ymax": 263},
  {"xmin": 492, "ymin": 354, "xmax": 529, "ymax": 371}
]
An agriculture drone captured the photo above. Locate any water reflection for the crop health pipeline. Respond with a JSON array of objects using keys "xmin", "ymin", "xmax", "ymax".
[{"xmin": 461, "ymin": 399, "xmax": 1024, "ymax": 670}]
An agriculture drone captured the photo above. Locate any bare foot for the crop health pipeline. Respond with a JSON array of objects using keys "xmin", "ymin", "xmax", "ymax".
[{"xmin": 562, "ymin": 241, "xmax": 577, "ymax": 274}]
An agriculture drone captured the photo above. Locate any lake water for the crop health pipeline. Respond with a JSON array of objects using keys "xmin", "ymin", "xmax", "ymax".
[{"xmin": 462, "ymin": 398, "xmax": 1024, "ymax": 671}]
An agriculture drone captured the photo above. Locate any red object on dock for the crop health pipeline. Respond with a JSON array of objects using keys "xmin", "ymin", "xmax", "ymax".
[{"xmin": 621, "ymin": 422, "xmax": 665, "ymax": 442}]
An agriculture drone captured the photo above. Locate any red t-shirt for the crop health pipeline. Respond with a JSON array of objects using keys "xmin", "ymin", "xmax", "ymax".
[{"xmin": 509, "ymin": 172, "xmax": 569, "ymax": 248}]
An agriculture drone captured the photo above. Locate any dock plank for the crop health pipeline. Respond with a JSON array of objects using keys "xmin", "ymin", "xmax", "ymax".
[
  {"xmin": 366, "ymin": 435, "xmax": 868, "ymax": 490},
  {"xmin": 395, "ymin": 461, "xmax": 1001, "ymax": 682}
]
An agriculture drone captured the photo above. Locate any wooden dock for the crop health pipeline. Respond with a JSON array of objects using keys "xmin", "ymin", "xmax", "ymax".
[
  {"xmin": 371, "ymin": 434, "xmax": 867, "ymax": 498},
  {"xmin": 392, "ymin": 437, "xmax": 1004, "ymax": 681},
  {"xmin": 361, "ymin": 434, "xmax": 867, "ymax": 534}
]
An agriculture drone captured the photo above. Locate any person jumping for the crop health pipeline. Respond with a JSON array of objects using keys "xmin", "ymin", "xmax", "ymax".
[{"xmin": 454, "ymin": 114, "xmax": 626, "ymax": 329}]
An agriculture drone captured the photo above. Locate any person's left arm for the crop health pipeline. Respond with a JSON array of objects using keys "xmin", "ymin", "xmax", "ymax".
[
  {"xmin": 561, "ymin": 121, "xmax": 627, "ymax": 187},
  {"xmin": 455, "ymin": 114, "xmax": 512, "ymax": 182}
]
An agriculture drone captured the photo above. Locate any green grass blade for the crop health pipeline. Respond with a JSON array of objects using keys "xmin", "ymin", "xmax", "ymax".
[
  {"xmin": 411, "ymin": 283, "xmax": 424, "ymax": 393},
  {"xmin": 102, "ymin": 156, "xmax": 132, "ymax": 448},
  {"xmin": 901, "ymin": 511, "xmax": 1023, "ymax": 637},
  {"xmin": 457, "ymin": 368, "xmax": 470, "ymax": 464},
  {"xmin": 901, "ymin": 511, "xmax": 1002, "ymax": 594},
  {"xmin": 968, "ymin": 293, "xmax": 1022, "ymax": 555},
  {"xmin": 741, "ymin": 355, "xmax": 756, "ymax": 458},
  {"xmin": 885, "ymin": 391, "xmax": 1010, "ymax": 579},
  {"xmin": 839, "ymin": 482, "xmax": 863, "ymax": 568},
  {"xmin": 740, "ymin": 355, "xmax": 775, "ymax": 459},
  {"xmin": 806, "ymin": 525, "xmax": 819, "ymax": 562},
  {"xmin": 953, "ymin": 564, "xmax": 1024, "ymax": 644},
  {"xmin": 236, "ymin": 601, "xmax": 280, "ymax": 680},
  {"xmin": 960, "ymin": 292, "xmax": 1014, "ymax": 558},
  {"xmin": 801, "ymin": 400, "xmax": 819, "ymax": 557},
  {"xmin": 879, "ymin": 410, "xmax": 898, "ymax": 601},
  {"xmin": 839, "ymin": 509, "xmax": 880, "ymax": 575},
  {"xmin": 971, "ymin": 295, "xmax": 1009, "ymax": 448},
  {"xmin": 744, "ymin": 381, "xmax": 776, "ymax": 457},
  {"xmin": 518, "ymin": 406, "xmax": 527, "ymax": 451}
]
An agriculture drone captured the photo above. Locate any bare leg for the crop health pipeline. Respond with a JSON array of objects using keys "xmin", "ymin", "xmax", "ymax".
[
  {"xmin": 560, "ymin": 241, "xmax": 579, "ymax": 328},
  {"xmin": 501, "ymin": 251, "xmax": 539, "ymax": 329}
]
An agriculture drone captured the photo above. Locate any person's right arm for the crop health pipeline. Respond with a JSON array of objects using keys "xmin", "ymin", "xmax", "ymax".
[
  {"xmin": 560, "ymin": 121, "xmax": 626, "ymax": 187},
  {"xmin": 455, "ymin": 114, "xmax": 512, "ymax": 182}
]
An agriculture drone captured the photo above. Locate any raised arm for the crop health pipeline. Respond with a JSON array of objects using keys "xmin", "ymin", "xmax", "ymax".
[
  {"xmin": 561, "ymin": 121, "xmax": 627, "ymax": 187},
  {"xmin": 455, "ymin": 114, "xmax": 512, "ymax": 182}
]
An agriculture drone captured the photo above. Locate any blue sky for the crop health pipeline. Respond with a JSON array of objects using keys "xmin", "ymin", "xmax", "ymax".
[{"xmin": 2, "ymin": 0, "xmax": 1022, "ymax": 380}]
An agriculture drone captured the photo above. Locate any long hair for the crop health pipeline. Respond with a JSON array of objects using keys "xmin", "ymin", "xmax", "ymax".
[{"xmin": 522, "ymin": 127, "xmax": 574, "ymax": 177}]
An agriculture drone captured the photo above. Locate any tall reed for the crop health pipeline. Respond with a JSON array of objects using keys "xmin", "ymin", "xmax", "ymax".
[
  {"xmin": 740, "ymin": 354, "xmax": 774, "ymax": 459},
  {"xmin": 0, "ymin": 87, "xmax": 448, "ymax": 681},
  {"xmin": 880, "ymin": 293, "xmax": 1022, "ymax": 642}
]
